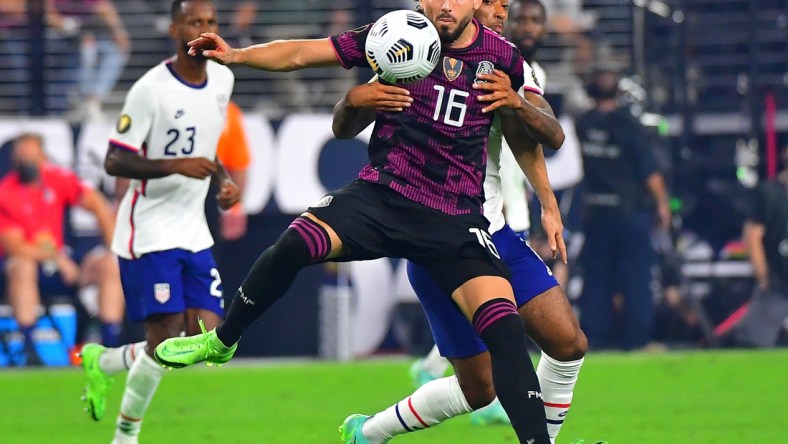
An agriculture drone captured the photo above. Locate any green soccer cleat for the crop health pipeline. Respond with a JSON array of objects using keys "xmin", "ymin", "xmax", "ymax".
[
  {"xmin": 339, "ymin": 414, "xmax": 376, "ymax": 444},
  {"xmin": 80, "ymin": 343, "xmax": 113, "ymax": 421},
  {"xmin": 153, "ymin": 319, "xmax": 237, "ymax": 369},
  {"xmin": 469, "ymin": 398, "xmax": 510, "ymax": 426},
  {"xmin": 408, "ymin": 358, "xmax": 441, "ymax": 388}
]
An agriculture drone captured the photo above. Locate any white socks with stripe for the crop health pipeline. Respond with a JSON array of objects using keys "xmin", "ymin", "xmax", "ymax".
[
  {"xmin": 362, "ymin": 376, "xmax": 472, "ymax": 443},
  {"xmin": 537, "ymin": 351, "xmax": 583, "ymax": 440},
  {"xmin": 114, "ymin": 351, "xmax": 166, "ymax": 441},
  {"xmin": 100, "ymin": 341, "xmax": 147, "ymax": 375}
]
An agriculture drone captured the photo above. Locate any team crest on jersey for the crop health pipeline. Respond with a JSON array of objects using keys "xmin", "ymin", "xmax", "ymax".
[
  {"xmin": 217, "ymin": 94, "xmax": 229, "ymax": 117},
  {"xmin": 443, "ymin": 57, "xmax": 463, "ymax": 81},
  {"xmin": 474, "ymin": 61, "xmax": 495, "ymax": 83},
  {"xmin": 313, "ymin": 195, "xmax": 333, "ymax": 208},
  {"xmin": 154, "ymin": 283, "xmax": 170, "ymax": 304},
  {"xmin": 117, "ymin": 114, "xmax": 131, "ymax": 134}
]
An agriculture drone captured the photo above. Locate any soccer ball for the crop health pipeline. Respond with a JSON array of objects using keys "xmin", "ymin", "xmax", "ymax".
[{"xmin": 365, "ymin": 10, "xmax": 441, "ymax": 84}]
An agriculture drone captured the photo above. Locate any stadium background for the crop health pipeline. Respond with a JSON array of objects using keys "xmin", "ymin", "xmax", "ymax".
[{"xmin": 0, "ymin": 1, "xmax": 786, "ymax": 442}]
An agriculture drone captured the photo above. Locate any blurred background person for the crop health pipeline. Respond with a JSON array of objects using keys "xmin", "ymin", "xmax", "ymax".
[
  {"xmin": 207, "ymin": 100, "xmax": 251, "ymax": 243},
  {"xmin": 739, "ymin": 145, "xmax": 788, "ymax": 347},
  {"xmin": 575, "ymin": 68, "xmax": 671, "ymax": 350},
  {"xmin": 0, "ymin": 133, "xmax": 120, "ymax": 365},
  {"xmin": 45, "ymin": 0, "xmax": 129, "ymax": 118}
]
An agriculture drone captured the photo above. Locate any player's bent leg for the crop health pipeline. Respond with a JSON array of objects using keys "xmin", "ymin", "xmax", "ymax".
[
  {"xmin": 449, "ymin": 353, "xmax": 509, "ymax": 426},
  {"xmin": 520, "ymin": 286, "xmax": 586, "ymax": 361},
  {"xmin": 345, "ymin": 374, "xmax": 474, "ymax": 443},
  {"xmin": 453, "ymin": 276, "xmax": 550, "ymax": 444},
  {"xmin": 155, "ymin": 214, "xmax": 342, "ymax": 369},
  {"xmin": 80, "ymin": 341, "xmax": 146, "ymax": 421},
  {"xmin": 114, "ymin": 313, "xmax": 181, "ymax": 443},
  {"xmin": 520, "ymin": 286, "xmax": 587, "ymax": 440}
]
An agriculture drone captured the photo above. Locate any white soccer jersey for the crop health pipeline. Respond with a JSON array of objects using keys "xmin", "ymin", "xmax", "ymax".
[
  {"xmin": 485, "ymin": 61, "xmax": 547, "ymax": 234},
  {"xmin": 108, "ymin": 59, "xmax": 234, "ymax": 259}
]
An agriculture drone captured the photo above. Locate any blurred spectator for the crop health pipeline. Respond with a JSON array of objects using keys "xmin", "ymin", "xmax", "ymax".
[
  {"xmin": 211, "ymin": 100, "xmax": 251, "ymax": 242},
  {"xmin": 739, "ymin": 146, "xmax": 788, "ymax": 347},
  {"xmin": 45, "ymin": 0, "xmax": 129, "ymax": 118},
  {"xmin": 575, "ymin": 69, "xmax": 671, "ymax": 350},
  {"xmin": 224, "ymin": 0, "xmax": 257, "ymax": 48},
  {"xmin": 0, "ymin": 133, "xmax": 121, "ymax": 364}
]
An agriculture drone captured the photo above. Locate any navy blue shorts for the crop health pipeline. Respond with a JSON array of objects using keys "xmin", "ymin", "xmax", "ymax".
[
  {"xmin": 118, "ymin": 248, "xmax": 224, "ymax": 322},
  {"xmin": 408, "ymin": 225, "xmax": 559, "ymax": 359}
]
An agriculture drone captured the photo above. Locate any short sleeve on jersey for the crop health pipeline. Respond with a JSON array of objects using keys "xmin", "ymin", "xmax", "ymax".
[
  {"xmin": 506, "ymin": 48, "xmax": 526, "ymax": 93},
  {"xmin": 109, "ymin": 80, "xmax": 156, "ymax": 152},
  {"xmin": 329, "ymin": 24, "xmax": 373, "ymax": 69}
]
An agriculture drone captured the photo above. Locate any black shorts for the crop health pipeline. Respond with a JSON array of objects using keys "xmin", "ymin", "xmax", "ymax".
[{"xmin": 307, "ymin": 179, "xmax": 510, "ymax": 295}]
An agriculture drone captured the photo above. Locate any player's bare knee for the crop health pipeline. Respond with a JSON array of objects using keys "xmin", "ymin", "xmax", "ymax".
[{"xmin": 547, "ymin": 329, "xmax": 588, "ymax": 361}]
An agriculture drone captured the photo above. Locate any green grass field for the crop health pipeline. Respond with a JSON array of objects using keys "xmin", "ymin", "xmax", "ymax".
[{"xmin": 2, "ymin": 350, "xmax": 787, "ymax": 443}]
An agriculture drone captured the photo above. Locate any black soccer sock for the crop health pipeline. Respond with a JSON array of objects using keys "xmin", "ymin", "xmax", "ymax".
[
  {"xmin": 472, "ymin": 298, "xmax": 550, "ymax": 444},
  {"xmin": 216, "ymin": 217, "xmax": 331, "ymax": 346}
]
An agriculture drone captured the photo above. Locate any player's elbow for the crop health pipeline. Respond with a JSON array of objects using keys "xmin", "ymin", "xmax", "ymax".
[
  {"xmin": 544, "ymin": 126, "xmax": 565, "ymax": 150},
  {"xmin": 553, "ymin": 128, "xmax": 566, "ymax": 149},
  {"xmin": 332, "ymin": 121, "xmax": 355, "ymax": 139}
]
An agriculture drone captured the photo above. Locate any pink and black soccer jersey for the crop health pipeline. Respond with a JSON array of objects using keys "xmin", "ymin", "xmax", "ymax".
[{"xmin": 330, "ymin": 19, "xmax": 528, "ymax": 216}]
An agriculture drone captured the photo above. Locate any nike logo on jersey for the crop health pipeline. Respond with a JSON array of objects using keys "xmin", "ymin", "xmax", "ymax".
[{"xmin": 174, "ymin": 109, "xmax": 184, "ymax": 119}]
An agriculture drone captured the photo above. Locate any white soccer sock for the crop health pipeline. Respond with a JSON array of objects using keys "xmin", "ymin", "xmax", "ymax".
[
  {"xmin": 115, "ymin": 351, "xmax": 165, "ymax": 439},
  {"xmin": 420, "ymin": 345, "xmax": 451, "ymax": 377},
  {"xmin": 537, "ymin": 351, "xmax": 584, "ymax": 440},
  {"xmin": 100, "ymin": 342, "xmax": 147, "ymax": 375},
  {"xmin": 362, "ymin": 376, "xmax": 472, "ymax": 443}
]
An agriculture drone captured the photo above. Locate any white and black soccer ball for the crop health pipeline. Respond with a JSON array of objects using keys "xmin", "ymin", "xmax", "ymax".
[{"xmin": 365, "ymin": 10, "xmax": 441, "ymax": 84}]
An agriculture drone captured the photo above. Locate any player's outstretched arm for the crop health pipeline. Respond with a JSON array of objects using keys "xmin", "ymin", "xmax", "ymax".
[
  {"xmin": 500, "ymin": 114, "xmax": 567, "ymax": 264},
  {"xmin": 475, "ymin": 70, "xmax": 565, "ymax": 149},
  {"xmin": 332, "ymin": 79, "xmax": 412, "ymax": 138},
  {"xmin": 104, "ymin": 146, "xmax": 217, "ymax": 180},
  {"xmin": 188, "ymin": 33, "xmax": 341, "ymax": 71}
]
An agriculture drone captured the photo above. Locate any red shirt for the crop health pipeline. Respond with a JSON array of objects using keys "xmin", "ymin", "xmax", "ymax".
[{"xmin": 0, "ymin": 164, "xmax": 89, "ymax": 253}]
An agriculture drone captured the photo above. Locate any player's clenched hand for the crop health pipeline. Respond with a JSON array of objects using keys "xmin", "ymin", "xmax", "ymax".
[
  {"xmin": 346, "ymin": 82, "xmax": 413, "ymax": 112},
  {"xmin": 217, "ymin": 179, "xmax": 241, "ymax": 210},
  {"xmin": 188, "ymin": 32, "xmax": 237, "ymax": 65},
  {"xmin": 541, "ymin": 207, "xmax": 568, "ymax": 265},
  {"xmin": 473, "ymin": 69, "xmax": 522, "ymax": 114},
  {"xmin": 171, "ymin": 158, "xmax": 217, "ymax": 179}
]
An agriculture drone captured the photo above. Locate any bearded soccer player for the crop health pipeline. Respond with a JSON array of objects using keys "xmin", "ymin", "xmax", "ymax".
[
  {"xmin": 78, "ymin": 2, "xmax": 239, "ymax": 443},
  {"xmin": 154, "ymin": 1, "xmax": 560, "ymax": 442},
  {"xmin": 333, "ymin": 1, "xmax": 586, "ymax": 442}
]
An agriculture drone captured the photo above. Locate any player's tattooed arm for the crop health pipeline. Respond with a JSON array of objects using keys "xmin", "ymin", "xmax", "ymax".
[
  {"xmin": 104, "ymin": 146, "xmax": 217, "ymax": 180},
  {"xmin": 188, "ymin": 33, "xmax": 341, "ymax": 71},
  {"xmin": 474, "ymin": 70, "xmax": 565, "ymax": 149},
  {"xmin": 500, "ymin": 114, "xmax": 568, "ymax": 264},
  {"xmin": 332, "ymin": 79, "xmax": 412, "ymax": 138}
]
